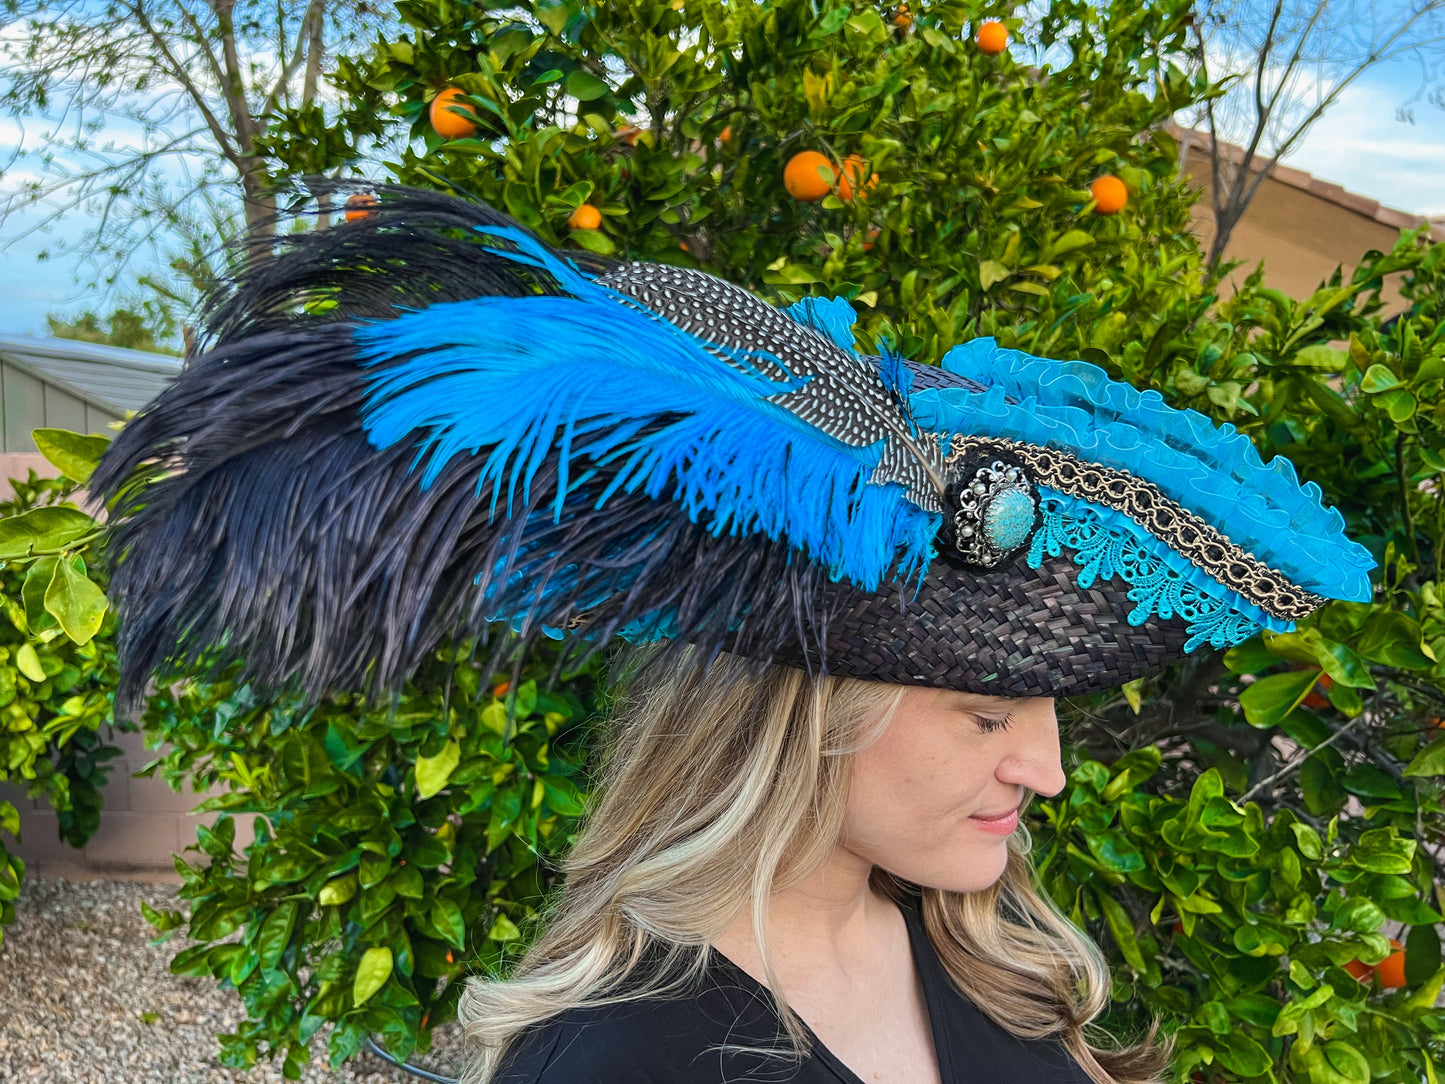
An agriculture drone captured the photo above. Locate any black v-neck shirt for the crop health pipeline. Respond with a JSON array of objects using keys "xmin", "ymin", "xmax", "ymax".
[{"xmin": 494, "ymin": 899, "xmax": 1093, "ymax": 1083}]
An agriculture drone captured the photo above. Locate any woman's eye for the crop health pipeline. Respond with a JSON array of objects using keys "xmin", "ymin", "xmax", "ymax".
[{"xmin": 975, "ymin": 714, "xmax": 1016, "ymax": 733}]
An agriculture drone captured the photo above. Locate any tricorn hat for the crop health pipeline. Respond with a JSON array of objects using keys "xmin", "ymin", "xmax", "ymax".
[{"xmin": 90, "ymin": 186, "xmax": 1373, "ymax": 708}]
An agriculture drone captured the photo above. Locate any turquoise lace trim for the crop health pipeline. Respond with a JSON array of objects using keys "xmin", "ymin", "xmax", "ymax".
[{"xmin": 1029, "ymin": 490, "xmax": 1277, "ymax": 652}]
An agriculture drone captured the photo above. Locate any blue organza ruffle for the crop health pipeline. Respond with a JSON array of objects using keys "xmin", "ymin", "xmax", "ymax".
[{"xmin": 911, "ymin": 338, "xmax": 1374, "ymax": 602}]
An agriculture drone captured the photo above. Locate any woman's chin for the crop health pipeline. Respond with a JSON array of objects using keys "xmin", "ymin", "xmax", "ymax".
[{"xmin": 884, "ymin": 837, "xmax": 1014, "ymax": 895}]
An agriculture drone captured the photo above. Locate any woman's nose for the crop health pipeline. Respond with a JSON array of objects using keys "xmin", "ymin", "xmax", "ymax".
[{"xmin": 997, "ymin": 700, "xmax": 1066, "ymax": 797}]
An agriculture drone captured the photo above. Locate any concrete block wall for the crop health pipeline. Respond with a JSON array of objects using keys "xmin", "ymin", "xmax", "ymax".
[{"xmin": 1, "ymin": 726, "xmax": 256, "ymax": 883}]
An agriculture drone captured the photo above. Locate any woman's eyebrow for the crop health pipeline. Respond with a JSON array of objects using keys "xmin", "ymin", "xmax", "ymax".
[{"xmin": 947, "ymin": 695, "xmax": 1021, "ymax": 711}]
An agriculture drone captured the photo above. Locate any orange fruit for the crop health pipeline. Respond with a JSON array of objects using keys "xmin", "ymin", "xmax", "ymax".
[
  {"xmin": 976, "ymin": 21, "xmax": 1009, "ymax": 55},
  {"xmin": 493, "ymin": 680, "xmax": 511, "ymax": 697},
  {"xmin": 837, "ymin": 154, "xmax": 877, "ymax": 201},
  {"xmin": 1343, "ymin": 957, "xmax": 1374, "ymax": 982},
  {"xmin": 1302, "ymin": 672, "xmax": 1333, "ymax": 710},
  {"xmin": 784, "ymin": 151, "xmax": 836, "ymax": 201},
  {"xmin": 894, "ymin": 6, "xmax": 912, "ymax": 31},
  {"xmin": 429, "ymin": 87, "xmax": 479, "ymax": 139},
  {"xmin": 568, "ymin": 205, "xmax": 602, "ymax": 230},
  {"xmin": 1377, "ymin": 939, "xmax": 1408, "ymax": 989},
  {"xmin": 719, "ymin": 125, "xmax": 733, "ymax": 144},
  {"xmin": 861, "ymin": 225, "xmax": 881, "ymax": 251},
  {"xmin": 1090, "ymin": 175, "xmax": 1129, "ymax": 214},
  {"xmin": 343, "ymin": 193, "xmax": 377, "ymax": 223},
  {"xmin": 616, "ymin": 124, "xmax": 643, "ymax": 146}
]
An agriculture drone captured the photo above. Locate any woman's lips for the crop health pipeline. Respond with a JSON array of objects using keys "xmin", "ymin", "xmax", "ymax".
[{"xmin": 969, "ymin": 808, "xmax": 1019, "ymax": 835}]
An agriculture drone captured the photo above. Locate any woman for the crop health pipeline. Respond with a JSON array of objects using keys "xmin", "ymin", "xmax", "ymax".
[
  {"xmin": 89, "ymin": 186, "xmax": 1373, "ymax": 1084},
  {"xmin": 474, "ymin": 662, "xmax": 1115, "ymax": 1084}
]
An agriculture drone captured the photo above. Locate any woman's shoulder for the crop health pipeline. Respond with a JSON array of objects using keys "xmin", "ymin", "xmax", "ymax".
[{"xmin": 492, "ymin": 971, "xmax": 802, "ymax": 1084}]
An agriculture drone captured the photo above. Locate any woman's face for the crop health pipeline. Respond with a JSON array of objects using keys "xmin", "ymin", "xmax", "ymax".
[{"xmin": 840, "ymin": 687, "xmax": 1065, "ymax": 894}]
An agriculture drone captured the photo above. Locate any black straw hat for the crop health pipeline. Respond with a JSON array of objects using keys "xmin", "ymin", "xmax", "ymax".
[{"xmin": 89, "ymin": 186, "xmax": 1373, "ymax": 708}]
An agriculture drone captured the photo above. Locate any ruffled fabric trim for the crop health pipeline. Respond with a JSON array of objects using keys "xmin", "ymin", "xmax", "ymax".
[{"xmin": 916, "ymin": 338, "xmax": 1374, "ymax": 602}]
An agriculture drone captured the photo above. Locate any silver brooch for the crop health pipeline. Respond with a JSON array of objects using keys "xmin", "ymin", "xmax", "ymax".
[{"xmin": 945, "ymin": 459, "xmax": 1039, "ymax": 568}]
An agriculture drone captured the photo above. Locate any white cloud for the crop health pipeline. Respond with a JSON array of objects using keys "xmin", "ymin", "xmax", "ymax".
[{"xmin": 1278, "ymin": 76, "xmax": 1445, "ymax": 215}]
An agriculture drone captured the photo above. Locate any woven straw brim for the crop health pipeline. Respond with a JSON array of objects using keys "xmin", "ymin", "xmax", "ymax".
[{"xmin": 781, "ymin": 550, "xmax": 1192, "ymax": 696}]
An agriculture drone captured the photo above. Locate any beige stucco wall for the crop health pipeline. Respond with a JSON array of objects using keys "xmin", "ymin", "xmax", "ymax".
[
  {"xmin": 1179, "ymin": 145, "xmax": 1424, "ymax": 307},
  {"xmin": 1, "ymin": 728, "xmax": 254, "ymax": 883}
]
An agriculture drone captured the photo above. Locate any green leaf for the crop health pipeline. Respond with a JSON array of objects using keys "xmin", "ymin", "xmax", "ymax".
[
  {"xmin": 1333, "ymin": 896, "xmax": 1385, "ymax": 934},
  {"xmin": 978, "ymin": 260, "xmax": 1010, "ymax": 290},
  {"xmin": 1406, "ymin": 925, "xmax": 1442, "ymax": 988},
  {"xmin": 1360, "ymin": 363, "xmax": 1401, "ymax": 392},
  {"xmin": 1233, "ymin": 922, "xmax": 1288, "ymax": 956},
  {"xmin": 352, "ymin": 946, "xmax": 392, "ymax": 1006},
  {"xmin": 540, "ymin": 774, "xmax": 585, "ymax": 816},
  {"xmin": 1291, "ymin": 345, "xmax": 1347, "ymax": 370},
  {"xmin": 258, "ymin": 902, "xmax": 299, "ymax": 969},
  {"xmin": 569, "ymin": 227, "xmax": 616, "ymax": 255},
  {"xmin": 21, "ymin": 557, "xmax": 57, "ymax": 631},
  {"xmin": 31, "ymin": 429, "xmax": 110, "ymax": 484},
  {"xmin": 414, "ymin": 740, "xmax": 461, "ymax": 799},
  {"xmin": 43, "ymin": 555, "xmax": 109, "ymax": 645},
  {"xmin": 1047, "ymin": 230, "xmax": 1095, "ymax": 257},
  {"xmin": 1223, "ymin": 636, "xmax": 1275, "ymax": 675},
  {"xmin": 1263, "ymin": 629, "xmax": 1375, "ymax": 689},
  {"xmin": 1320, "ymin": 1041, "xmax": 1370, "ymax": 1084},
  {"xmin": 431, "ymin": 898, "xmax": 466, "ymax": 951},
  {"xmin": 1240, "ymin": 670, "xmax": 1318, "ymax": 727},
  {"xmin": 0, "ymin": 801, "xmax": 18, "ymax": 838},
  {"xmin": 564, "ymin": 70, "xmax": 611, "ymax": 101},
  {"xmin": 488, "ymin": 913, "xmax": 521, "ymax": 942},
  {"xmin": 319, "ymin": 874, "xmax": 358, "ymax": 907},
  {"xmin": 1212, "ymin": 1032, "xmax": 1272, "ymax": 1077},
  {"xmin": 1341, "ymin": 764, "xmax": 1401, "ymax": 800},
  {"xmin": 1087, "ymin": 830, "xmax": 1145, "ymax": 873},
  {"xmin": 1291, "ymin": 822, "xmax": 1324, "ymax": 860},
  {"xmin": 14, "ymin": 643, "xmax": 45, "ymax": 683},
  {"xmin": 1355, "ymin": 612, "xmax": 1432, "ymax": 670},
  {"xmin": 0, "ymin": 507, "xmax": 96, "ymax": 560},
  {"xmin": 1095, "ymin": 889, "xmax": 1145, "ymax": 971},
  {"xmin": 1403, "ymin": 741, "xmax": 1445, "ymax": 777},
  {"xmin": 1377, "ymin": 388, "xmax": 1417, "ymax": 422}
]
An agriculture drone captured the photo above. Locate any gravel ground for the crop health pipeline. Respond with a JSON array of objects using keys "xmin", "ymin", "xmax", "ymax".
[{"xmin": 0, "ymin": 878, "xmax": 466, "ymax": 1083}]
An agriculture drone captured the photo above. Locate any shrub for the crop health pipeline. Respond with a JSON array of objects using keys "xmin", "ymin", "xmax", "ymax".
[
  {"xmin": 4, "ymin": 0, "xmax": 1441, "ymax": 1080},
  {"xmin": 0, "ymin": 435, "xmax": 120, "ymax": 946}
]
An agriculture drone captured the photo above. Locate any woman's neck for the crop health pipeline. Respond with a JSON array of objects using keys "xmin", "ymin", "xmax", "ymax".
[{"xmin": 711, "ymin": 844, "xmax": 903, "ymax": 977}]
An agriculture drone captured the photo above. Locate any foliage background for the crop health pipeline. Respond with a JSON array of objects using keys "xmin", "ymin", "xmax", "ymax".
[{"xmin": 1, "ymin": 0, "xmax": 1443, "ymax": 1081}]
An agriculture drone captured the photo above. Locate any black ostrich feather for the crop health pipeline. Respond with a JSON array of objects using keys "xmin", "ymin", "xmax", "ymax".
[{"xmin": 89, "ymin": 185, "xmax": 939, "ymax": 712}]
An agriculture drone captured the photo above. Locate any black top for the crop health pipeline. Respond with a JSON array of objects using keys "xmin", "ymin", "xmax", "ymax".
[{"xmin": 494, "ymin": 898, "xmax": 1093, "ymax": 1083}]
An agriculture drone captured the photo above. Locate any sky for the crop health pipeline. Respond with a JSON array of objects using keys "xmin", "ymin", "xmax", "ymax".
[{"xmin": 0, "ymin": 39, "xmax": 1442, "ymax": 337}]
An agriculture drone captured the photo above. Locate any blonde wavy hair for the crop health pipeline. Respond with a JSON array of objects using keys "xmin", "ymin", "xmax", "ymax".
[{"xmin": 458, "ymin": 651, "xmax": 1167, "ymax": 1083}]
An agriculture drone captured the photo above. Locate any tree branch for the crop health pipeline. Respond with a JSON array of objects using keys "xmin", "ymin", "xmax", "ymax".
[
  {"xmin": 1242, "ymin": 712, "xmax": 1371, "ymax": 802},
  {"xmin": 125, "ymin": 1, "xmax": 243, "ymax": 167}
]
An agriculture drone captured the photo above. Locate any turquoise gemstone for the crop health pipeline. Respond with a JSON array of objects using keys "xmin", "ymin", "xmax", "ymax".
[{"xmin": 984, "ymin": 488, "xmax": 1035, "ymax": 550}]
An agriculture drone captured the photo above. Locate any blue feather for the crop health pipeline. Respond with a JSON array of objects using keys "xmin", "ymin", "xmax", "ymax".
[
  {"xmin": 353, "ymin": 230, "xmax": 939, "ymax": 593},
  {"xmin": 913, "ymin": 338, "xmax": 1374, "ymax": 602},
  {"xmin": 784, "ymin": 296, "xmax": 859, "ymax": 352}
]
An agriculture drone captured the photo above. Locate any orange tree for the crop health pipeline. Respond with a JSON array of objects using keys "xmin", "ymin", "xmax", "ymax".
[{"xmin": 5, "ymin": 0, "xmax": 1441, "ymax": 1080}]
